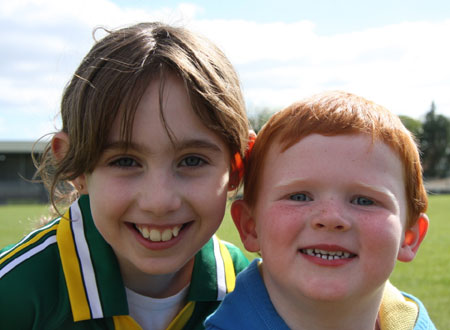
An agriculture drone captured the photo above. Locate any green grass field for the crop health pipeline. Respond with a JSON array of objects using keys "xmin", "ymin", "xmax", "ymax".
[{"xmin": 1, "ymin": 195, "xmax": 449, "ymax": 328}]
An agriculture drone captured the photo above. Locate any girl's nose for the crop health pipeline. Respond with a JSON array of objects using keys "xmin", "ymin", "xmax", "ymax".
[{"xmin": 138, "ymin": 171, "xmax": 182, "ymax": 216}]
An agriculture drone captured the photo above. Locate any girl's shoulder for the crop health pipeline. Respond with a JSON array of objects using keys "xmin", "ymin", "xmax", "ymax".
[
  {"xmin": 0, "ymin": 217, "xmax": 70, "ymax": 328},
  {"xmin": 0, "ymin": 217, "xmax": 61, "ymax": 275}
]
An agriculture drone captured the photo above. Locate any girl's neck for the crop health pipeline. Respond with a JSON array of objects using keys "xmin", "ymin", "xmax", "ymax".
[{"xmin": 119, "ymin": 258, "xmax": 194, "ymax": 298}]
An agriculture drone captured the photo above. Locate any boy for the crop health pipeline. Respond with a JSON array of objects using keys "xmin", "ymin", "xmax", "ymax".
[{"xmin": 205, "ymin": 91, "xmax": 435, "ymax": 329}]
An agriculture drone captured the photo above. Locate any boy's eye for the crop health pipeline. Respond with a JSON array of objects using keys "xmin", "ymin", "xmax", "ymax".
[
  {"xmin": 289, "ymin": 193, "xmax": 312, "ymax": 202},
  {"xmin": 110, "ymin": 157, "xmax": 138, "ymax": 168},
  {"xmin": 179, "ymin": 156, "xmax": 206, "ymax": 167},
  {"xmin": 351, "ymin": 196, "xmax": 375, "ymax": 206}
]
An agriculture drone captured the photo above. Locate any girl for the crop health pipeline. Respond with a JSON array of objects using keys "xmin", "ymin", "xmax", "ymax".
[{"xmin": 0, "ymin": 22, "xmax": 250, "ymax": 330}]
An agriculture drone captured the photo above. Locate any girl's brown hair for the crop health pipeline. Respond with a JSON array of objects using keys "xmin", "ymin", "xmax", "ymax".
[
  {"xmin": 35, "ymin": 22, "xmax": 248, "ymax": 209},
  {"xmin": 243, "ymin": 91, "xmax": 427, "ymax": 228}
]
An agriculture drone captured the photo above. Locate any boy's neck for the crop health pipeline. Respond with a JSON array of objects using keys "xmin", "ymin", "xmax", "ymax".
[
  {"xmin": 259, "ymin": 263, "xmax": 385, "ymax": 330},
  {"xmin": 276, "ymin": 292, "xmax": 383, "ymax": 330},
  {"xmin": 119, "ymin": 258, "xmax": 195, "ymax": 298}
]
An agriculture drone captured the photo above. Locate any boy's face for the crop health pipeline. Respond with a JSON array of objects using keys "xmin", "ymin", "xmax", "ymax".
[
  {"xmin": 238, "ymin": 133, "xmax": 414, "ymax": 303},
  {"xmin": 77, "ymin": 74, "xmax": 232, "ymax": 294}
]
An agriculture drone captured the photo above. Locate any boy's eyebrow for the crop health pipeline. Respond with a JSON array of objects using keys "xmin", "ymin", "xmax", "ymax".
[
  {"xmin": 352, "ymin": 182, "xmax": 398, "ymax": 201},
  {"xmin": 275, "ymin": 179, "xmax": 397, "ymax": 198}
]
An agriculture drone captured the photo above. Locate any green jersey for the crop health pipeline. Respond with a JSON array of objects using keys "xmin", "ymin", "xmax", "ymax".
[{"xmin": 0, "ymin": 195, "xmax": 249, "ymax": 329}]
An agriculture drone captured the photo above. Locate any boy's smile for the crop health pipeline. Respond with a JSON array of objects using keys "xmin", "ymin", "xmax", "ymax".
[
  {"xmin": 299, "ymin": 245, "xmax": 357, "ymax": 266},
  {"xmin": 78, "ymin": 73, "xmax": 232, "ymax": 296},
  {"xmin": 242, "ymin": 133, "xmax": 411, "ymax": 306}
]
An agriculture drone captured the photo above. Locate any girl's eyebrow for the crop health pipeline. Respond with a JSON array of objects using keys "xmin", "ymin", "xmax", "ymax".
[
  {"xmin": 103, "ymin": 141, "xmax": 143, "ymax": 152},
  {"xmin": 103, "ymin": 139, "xmax": 223, "ymax": 154},
  {"xmin": 174, "ymin": 139, "xmax": 223, "ymax": 153}
]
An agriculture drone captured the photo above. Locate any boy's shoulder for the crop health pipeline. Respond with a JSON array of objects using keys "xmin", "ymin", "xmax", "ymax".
[
  {"xmin": 380, "ymin": 282, "xmax": 436, "ymax": 330},
  {"xmin": 400, "ymin": 292, "xmax": 436, "ymax": 330},
  {"xmin": 204, "ymin": 258, "xmax": 290, "ymax": 330}
]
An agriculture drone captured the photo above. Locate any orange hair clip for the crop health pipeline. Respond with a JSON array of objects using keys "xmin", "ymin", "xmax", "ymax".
[{"xmin": 232, "ymin": 131, "xmax": 256, "ymax": 183}]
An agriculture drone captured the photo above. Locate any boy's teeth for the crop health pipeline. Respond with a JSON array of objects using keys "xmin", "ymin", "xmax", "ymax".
[
  {"xmin": 136, "ymin": 225, "xmax": 182, "ymax": 242},
  {"xmin": 302, "ymin": 248, "xmax": 355, "ymax": 260}
]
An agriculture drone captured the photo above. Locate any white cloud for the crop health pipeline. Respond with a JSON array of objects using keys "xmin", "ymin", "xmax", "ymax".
[
  {"xmin": 0, "ymin": 0, "xmax": 449, "ymax": 140},
  {"xmin": 189, "ymin": 18, "xmax": 450, "ymax": 118}
]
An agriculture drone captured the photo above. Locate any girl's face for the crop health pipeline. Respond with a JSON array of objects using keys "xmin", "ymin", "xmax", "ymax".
[{"xmin": 78, "ymin": 74, "xmax": 233, "ymax": 294}]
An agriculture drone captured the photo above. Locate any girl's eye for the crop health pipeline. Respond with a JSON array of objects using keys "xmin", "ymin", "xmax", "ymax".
[
  {"xmin": 289, "ymin": 193, "xmax": 312, "ymax": 202},
  {"xmin": 180, "ymin": 156, "xmax": 206, "ymax": 167},
  {"xmin": 351, "ymin": 196, "xmax": 375, "ymax": 206},
  {"xmin": 110, "ymin": 157, "xmax": 138, "ymax": 168}
]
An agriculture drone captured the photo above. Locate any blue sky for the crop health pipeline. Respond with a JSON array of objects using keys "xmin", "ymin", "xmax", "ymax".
[{"xmin": 1, "ymin": 0, "xmax": 450, "ymax": 141}]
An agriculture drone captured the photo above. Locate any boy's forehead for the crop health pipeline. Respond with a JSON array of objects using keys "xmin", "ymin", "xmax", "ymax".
[{"xmin": 262, "ymin": 133, "xmax": 404, "ymax": 181}]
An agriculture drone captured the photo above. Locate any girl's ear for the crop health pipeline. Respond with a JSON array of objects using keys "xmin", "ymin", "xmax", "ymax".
[
  {"xmin": 231, "ymin": 200, "xmax": 260, "ymax": 253},
  {"xmin": 51, "ymin": 132, "xmax": 88, "ymax": 195},
  {"xmin": 397, "ymin": 213, "xmax": 429, "ymax": 262},
  {"xmin": 51, "ymin": 131, "xmax": 70, "ymax": 162}
]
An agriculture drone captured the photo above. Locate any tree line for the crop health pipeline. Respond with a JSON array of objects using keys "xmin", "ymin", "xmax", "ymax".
[{"xmin": 249, "ymin": 102, "xmax": 450, "ymax": 179}]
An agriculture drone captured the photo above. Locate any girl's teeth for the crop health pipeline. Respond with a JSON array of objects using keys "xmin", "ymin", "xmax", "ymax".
[
  {"xmin": 136, "ymin": 225, "xmax": 182, "ymax": 242},
  {"xmin": 150, "ymin": 229, "xmax": 161, "ymax": 241},
  {"xmin": 161, "ymin": 229, "xmax": 172, "ymax": 242}
]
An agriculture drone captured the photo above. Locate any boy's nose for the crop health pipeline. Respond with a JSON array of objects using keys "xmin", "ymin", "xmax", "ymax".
[
  {"xmin": 310, "ymin": 203, "xmax": 351, "ymax": 232},
  {"xmin": 138, "ymin": 172, "xmax": 182, "ymax": 216}
]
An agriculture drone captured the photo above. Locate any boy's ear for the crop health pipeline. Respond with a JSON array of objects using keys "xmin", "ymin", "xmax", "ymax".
[
  {"xmin": 51, "ymin": 131, "xmax": 88, "ymax": 195},
  {"xmin": 397, "ymin": 213, "xmax": 429, "ymax": 262},
  {"xmin": 230, "ymin": 200, "xmax": 260, "ymax": 253}
]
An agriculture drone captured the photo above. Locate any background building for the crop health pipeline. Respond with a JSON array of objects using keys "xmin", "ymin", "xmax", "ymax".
[{"xmin": 0, "ymin": 141, "xmax": 48, "ymax": 203}]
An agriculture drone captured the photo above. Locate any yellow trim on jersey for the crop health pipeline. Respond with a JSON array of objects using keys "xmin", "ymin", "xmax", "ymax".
[
  {"xmin": 113, "ymin": 315, "xmax": 143, "ymax": 330},
  {"xmin": 57, "ymin": 210, "xmax": 91, "ymax": 321},
  {"xmin": 379, "ymin": 281, "xmax": 418, "ymax": 330},
  {"xmin": 0, "ymin": 222, "xmax": 58, "ymax": 265},
  {"xmin": 218, "ymin": 240, "xmax": 236, "ymax": 293},
  {"xmin": 166, "ymin": 301, "xmax": 196, "ymax": 330}
]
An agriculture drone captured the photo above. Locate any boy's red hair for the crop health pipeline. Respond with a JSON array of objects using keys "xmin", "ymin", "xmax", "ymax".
[{"xmin": 244, "ymin": 91, "xmax": 427, "ymax": 228}]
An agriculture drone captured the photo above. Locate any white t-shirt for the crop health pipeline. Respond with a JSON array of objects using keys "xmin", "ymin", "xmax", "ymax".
[{"xmin": 125, "ymin": 285, "xmax": 190, "ymax": 330}]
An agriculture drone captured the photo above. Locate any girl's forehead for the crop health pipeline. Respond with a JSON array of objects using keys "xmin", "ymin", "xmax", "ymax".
[{"xmin": 106, "ymin": 74, "xmax": 229, "ymax": 153}]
